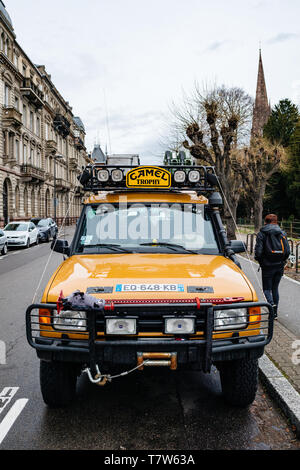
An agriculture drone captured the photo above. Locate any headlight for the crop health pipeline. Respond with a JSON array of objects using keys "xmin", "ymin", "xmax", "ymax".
[
  {"xmin": 164, "ymin": 317, "xmax": 196, "ymax": 335},
  {"xmin": 19, "ymin": 236, "xmax": 26, "ymax": 239},
  {"xmin": 111, "ymin": 169, "xmax": 123, "ymax": 182},
  {"xmin": 214, "ymin": 308, "xmax": 247, "ymax": 331},
  {"xmin": 174, "ymin": 170, "xmax": 186, "ymax": 184},
  {"xmin": 53, "ymin": 310, "xmax": 87, "ymax": 331},
  {"xmin": 188, "ymin": 170, "xmax": 201, "ymax": 183},
  {"xmin": 97, "ymin": 169, "xmax": 110, "ymax": 183},
  {"xmin": 106, "ymin": 317, "xmax": 137, "ymax": 335}
]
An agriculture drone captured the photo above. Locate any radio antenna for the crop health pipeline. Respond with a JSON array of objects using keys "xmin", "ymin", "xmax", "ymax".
[{"xmin": 103, "ymin": 87, "xmax": 112, "ymax": 156}]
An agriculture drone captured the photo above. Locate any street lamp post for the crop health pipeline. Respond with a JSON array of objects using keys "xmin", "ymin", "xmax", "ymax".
[{"xmin": 53, "ymin": 154, "xmax": 63, "ymax": 224}]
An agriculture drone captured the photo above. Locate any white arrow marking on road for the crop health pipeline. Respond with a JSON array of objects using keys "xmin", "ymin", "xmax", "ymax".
[
  {"xmin": 0, "ymin": 388, "xmax": 19, "ymax": 415},
  {"xmin": 0, "ymin": 398, "xmax": 28, "ymax": 445}
]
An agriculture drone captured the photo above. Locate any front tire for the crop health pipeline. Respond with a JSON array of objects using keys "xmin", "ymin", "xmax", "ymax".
[
  {"xmin": 1, "ymin": 244, "xmax": 7, "ymax": 255},
  {"xmin": 218, "ymin": 359, "xmax": 259, "ymax": 408},
  {"xmin": 40, "ymin": 361, "xmax": 78, "ymax": 408}
]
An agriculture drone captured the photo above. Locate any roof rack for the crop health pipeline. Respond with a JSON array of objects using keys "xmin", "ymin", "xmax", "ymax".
[{"xmin": 78, "ymin": 164, "xmax": 219, "ymax": 194}]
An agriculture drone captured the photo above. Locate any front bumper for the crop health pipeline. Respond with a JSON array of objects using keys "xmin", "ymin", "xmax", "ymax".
[
  {"xmin": 7, "ymin": 239, "xmax": 27, "ymax": 246},
  {"xmin": 26, "ymin": 301, "xmax": 274, "ymax": 373}
]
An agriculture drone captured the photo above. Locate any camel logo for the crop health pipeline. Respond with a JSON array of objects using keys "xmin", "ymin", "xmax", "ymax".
[{"xmin": 126, "ymin": 166, "xmax": 171, "ymax": 189}]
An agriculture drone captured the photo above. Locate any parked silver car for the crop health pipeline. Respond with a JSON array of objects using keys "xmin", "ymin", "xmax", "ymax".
[{"xmin": 0, "ymin": 229, "xmax": 8, "ymax": 255}]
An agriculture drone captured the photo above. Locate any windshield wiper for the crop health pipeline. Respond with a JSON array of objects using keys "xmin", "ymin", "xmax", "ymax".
[
  {"xmin": 139, "ymin": 242, "xmax": 198, "ymax": 254},
  {"xmin": 81, "ymin": 244, "xmax": 131, "ymax": 253}
]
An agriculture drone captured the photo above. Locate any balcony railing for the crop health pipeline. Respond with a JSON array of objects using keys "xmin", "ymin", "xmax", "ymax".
[
  {"xmin": 46, "ymin": 140, "xmax": 58, "ymax": 154},
  {"xmin": 74, "ymin": 136, "xmax": 85, "ymax": 150},
  {"xmin": 20, "ymin": 164, "xmax": 46, "ymax": 182},
  {"xmin": 20, "ymin": 79, "xmax": 44, "ymax": 108},
  {"xmin": 55, "ymin": 178, "xmax": 71, "ymax": 191},
  {"xmin": 2, "ymin": 106, "xmax": 23, "ymax": 129},
  {"xmin": 53, "ymin": 114, "xmax": 71, "ymax": 138}
]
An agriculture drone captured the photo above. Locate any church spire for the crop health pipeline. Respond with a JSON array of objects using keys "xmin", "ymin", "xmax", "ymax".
[{"xmin": 251, "ymin": 49, "xmax": 271, "ymax": 137}]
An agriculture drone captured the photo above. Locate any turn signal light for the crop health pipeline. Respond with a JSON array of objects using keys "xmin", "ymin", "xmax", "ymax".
[
  {"xmin": 248, "ymin": 307, "xmax": 261, "ymax": 326},
  {"xmin": 39, "ymin": 309, "xmax": 51, "ymax": 326}
]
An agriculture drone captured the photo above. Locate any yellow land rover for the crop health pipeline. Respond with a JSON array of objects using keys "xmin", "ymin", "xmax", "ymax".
[{"xmin": 26, "ymin": 164, "xmax": 273, "ymax": 408}]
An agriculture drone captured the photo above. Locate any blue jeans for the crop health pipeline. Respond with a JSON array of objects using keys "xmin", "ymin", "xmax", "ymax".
[{"xmin": 262, "ymin": 267, "xmax": 284, "ymax": 314}]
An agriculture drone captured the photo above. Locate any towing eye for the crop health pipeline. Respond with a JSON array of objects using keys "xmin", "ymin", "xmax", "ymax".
[{"xmin": 83, "ymin": 361, "xmax": 150, "ymax": 387}]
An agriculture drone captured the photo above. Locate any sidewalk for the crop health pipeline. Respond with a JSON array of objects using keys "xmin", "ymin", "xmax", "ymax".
[
  {"xmin": 266, "ymin": 321, "xmax": 300, "ymax": 394},
  {"xmin": 236, "ymin": 234, "xmax": 300, "ymax": 396}
]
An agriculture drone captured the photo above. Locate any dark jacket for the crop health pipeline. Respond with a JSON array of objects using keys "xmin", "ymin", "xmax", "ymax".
[{"xmin": 254, "ymin": 224, "xmax": 290, "ymax": 268}]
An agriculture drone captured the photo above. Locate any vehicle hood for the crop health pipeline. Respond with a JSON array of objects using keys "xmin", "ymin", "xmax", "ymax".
[
  {"xmin": 44, "ymin": 254, "xmax": 256, "ymax": 303},
  {"xmin": 4, "ymin": 230, "xmax": 28, "ymax": 237}
]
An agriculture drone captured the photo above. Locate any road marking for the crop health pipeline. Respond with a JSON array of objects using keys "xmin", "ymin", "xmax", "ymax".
[
  {"xmin": 0, "ymin": 388, "xmax": 19, "ymax": 415},
  {"xmin": 0, "ymin": 398, "xmax": 28, "ymax": 445}
]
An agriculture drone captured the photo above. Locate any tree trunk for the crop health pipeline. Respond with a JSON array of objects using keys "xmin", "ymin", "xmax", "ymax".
[
  {"xmin": 224, "ymin": 201, "xmax": 238, "ymax": 240},
  {"xmin": 253, "ymin": 185, "xmax": 266, "ymax": 233}
]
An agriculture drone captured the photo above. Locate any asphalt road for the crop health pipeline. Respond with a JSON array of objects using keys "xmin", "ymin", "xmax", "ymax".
[{"xmin": 0, "ymin": 240, "xmax": 299, "ymax": 450}]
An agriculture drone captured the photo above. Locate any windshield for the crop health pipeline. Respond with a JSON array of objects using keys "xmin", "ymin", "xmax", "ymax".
[
  {"xmin": 37, "ymin": 220, "xmax": 48, "ymax": 227},
  {"xmin": 5, "ymin": 223, "xmax": 28, "ymax": 232},
  {"xmin": 75, "ymin": 203, "xmax": 219, "ymax": 254}
]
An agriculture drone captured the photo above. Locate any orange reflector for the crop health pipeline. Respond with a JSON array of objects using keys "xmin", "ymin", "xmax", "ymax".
[
  {"xmin": 39, "ymin": 309, "xmax": 51, "ymax": 325},
  {"xmin": 248, "ymin": 306, "xmax": 261, "ymax": 325}
]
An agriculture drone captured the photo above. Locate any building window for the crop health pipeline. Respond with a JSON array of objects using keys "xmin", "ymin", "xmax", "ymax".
[
  {"xmin": 4, "ymin": 39, "xmax": 8, "ymax": 56},
  {"xmin": 30, "ymin": 111, "xmax": 34, "ymax": 132},
  {"xmin": 36, "ymin": 117, "xmax": 40, "ymax": 137},
  {"xmin": 23, "ymin": 105, "xmax": 27, "ymax": 126},
  {"xmin": 23, "ymin": 145, "xmax": 27, "ymax": 165},
  {"xmin": 4, "ymin": 84, "xmax": 10, "ymax": 107},
  {"xmin": 15, "ymin": 96, "xmax": 19, "ymax": 110},
  {"xmin": 30, "ymin": 148, "xmax": 34, "ymax": 166},
  {"xmin": 15, "ymin": 140, "xmax": 20, "ymax": 162}
]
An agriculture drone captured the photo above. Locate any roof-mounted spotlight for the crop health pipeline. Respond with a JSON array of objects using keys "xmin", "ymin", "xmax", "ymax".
[
  {"xmin": 111, "ymin": 169, "xmax": 124, "ymax": 183},
  {"xmin": 188, "ymin": 170, "xmax": 201, "ymax": 183},
  {"xmin": 97, "ymin": 169, "xmax": 110, "ymax": 183},
  {"xmin": 174, "ymin": 170, "xmax": 186, "ymax": 184}
]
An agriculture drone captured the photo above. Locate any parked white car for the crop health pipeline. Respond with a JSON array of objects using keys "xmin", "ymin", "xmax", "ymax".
[
  {"xmin": 4, "ymin": 221, "xmax": 39, "ymax": 249},
  {"xmin": 0, "ymin": 229, "xmax": 8, "ymax": 255}
]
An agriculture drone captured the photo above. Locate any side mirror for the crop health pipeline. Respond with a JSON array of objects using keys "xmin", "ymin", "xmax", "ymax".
[
  {"xmin": 51, "ymin": 239, "xmax": 70, "ymax": 256},
  {"xmin": 230, "ymin": 240, "xmax": 246, "ymax": 254}
]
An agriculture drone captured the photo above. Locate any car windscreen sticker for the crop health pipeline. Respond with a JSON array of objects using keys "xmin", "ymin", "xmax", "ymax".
[{"xmin": 116, "ymin": 284, "xmax": 185, "ymax": 292}]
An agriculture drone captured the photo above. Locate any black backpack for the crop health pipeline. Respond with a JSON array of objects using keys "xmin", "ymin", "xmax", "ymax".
[{"xmin": 264, "ymin": 231, "xmax": 290, "ymax": 262}]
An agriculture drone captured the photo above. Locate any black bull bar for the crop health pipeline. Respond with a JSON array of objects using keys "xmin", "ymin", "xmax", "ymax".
[{"xmin": 26, "ymin": 301, "xmax": 274, "ymax": 374}]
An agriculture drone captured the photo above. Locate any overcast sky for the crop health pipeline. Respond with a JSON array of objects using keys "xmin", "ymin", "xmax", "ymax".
[{"xmin": 7, "ymin": 0, "xmax": 300, "ymax": 164}]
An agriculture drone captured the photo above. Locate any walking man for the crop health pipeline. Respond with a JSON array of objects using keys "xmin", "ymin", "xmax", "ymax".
[{"xmin": 254, "ymin": 214, "xmax": 290, "ymax": 319}]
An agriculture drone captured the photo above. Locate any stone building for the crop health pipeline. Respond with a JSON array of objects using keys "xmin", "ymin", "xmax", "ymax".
[
  {"xmin": 251, "ymin": 49, "xmax": 271, "ymax": 137},
  {"xmin": 0, "ymin": 1, "xmax": 91, "ymax": 227}
]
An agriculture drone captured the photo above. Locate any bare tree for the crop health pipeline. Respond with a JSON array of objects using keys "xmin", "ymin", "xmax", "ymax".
[
  {"xmin": 231, "ymin": 138, "xmax": 286, "ymax": 232},
  {"xmin": 169, "ymin": 84, "xmax": 254, "ymax": 239}
]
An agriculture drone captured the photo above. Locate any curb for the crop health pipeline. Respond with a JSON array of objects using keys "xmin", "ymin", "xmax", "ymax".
[{"xmin": 259, "ymin": 355, "xmax": 300, "ymax": 437}]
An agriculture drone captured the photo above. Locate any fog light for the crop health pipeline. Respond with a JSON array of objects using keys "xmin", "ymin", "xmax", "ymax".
[
  {"xmin": 174, "ymin": 170, "xmax": 186, "ymax": 184},
  {"xmin": 53, "ymin": 310, "xmax": 87, "ymax": 332},
  {"xmin": 188, "ymin": 170, "xmax": 201, "ymax": 183},
  {"xmin": 97, "ymin": 169, "xmax": 110, "ymax": 183},
  {"xmin": 214, "ymin": 308, "xmax": 247, "ymax": 331},
  {"xmin": 165, "ymin": 317, "xmax": 195, "ymax": 335},
  {"xmin": 106, "ymin": 317, "xmax": 137, "ymax": 335},
  {"xmin": 111, "ymin": 169, "xmax": 123, "ymax": 182}
]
